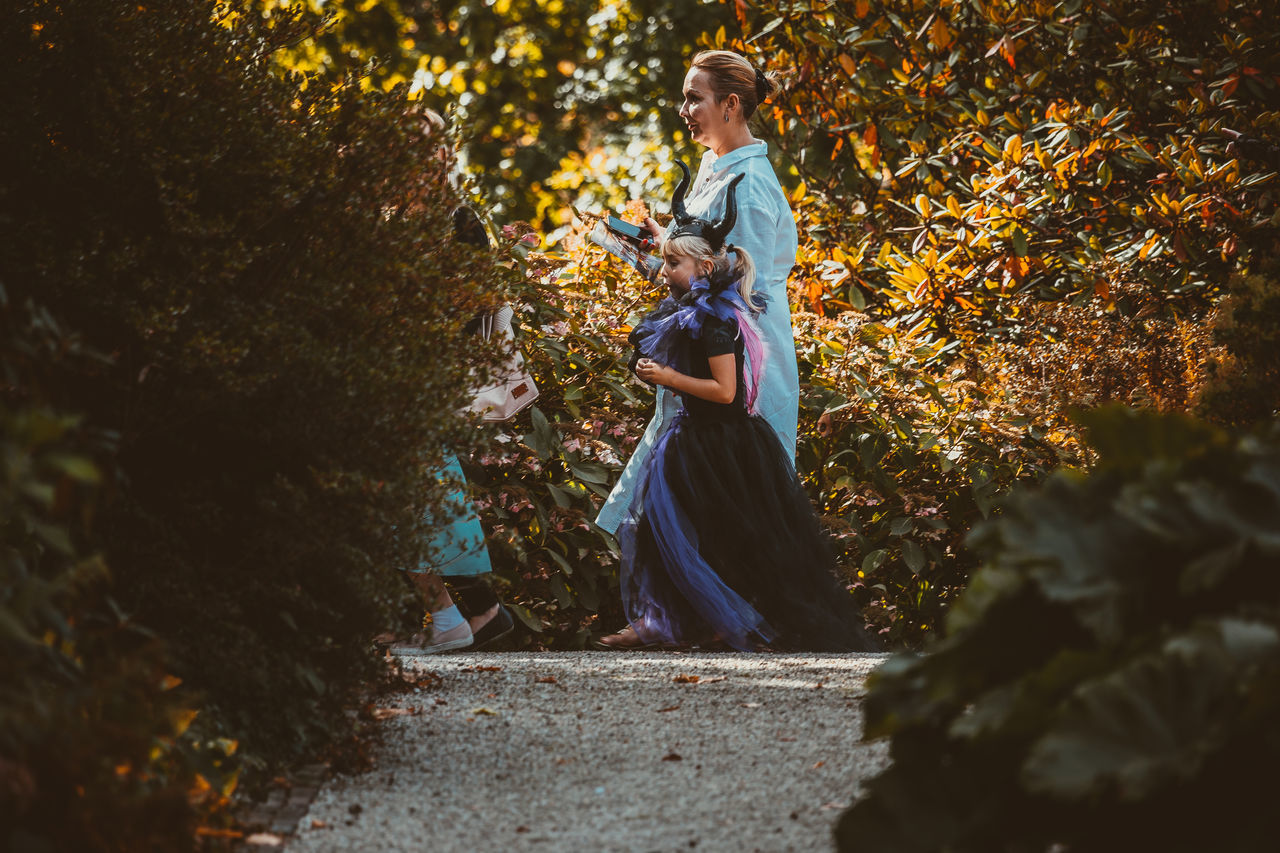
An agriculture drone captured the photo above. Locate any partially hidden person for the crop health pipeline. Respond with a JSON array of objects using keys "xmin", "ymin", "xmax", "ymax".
[{"xmin": 388, "ymin": 108, "xmax": 515, "ymax": 655}]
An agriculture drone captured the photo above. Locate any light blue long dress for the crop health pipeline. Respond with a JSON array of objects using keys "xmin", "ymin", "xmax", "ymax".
[{"xmin": 596, "ymin": 141, "xmax": 800, "ymax": 534}]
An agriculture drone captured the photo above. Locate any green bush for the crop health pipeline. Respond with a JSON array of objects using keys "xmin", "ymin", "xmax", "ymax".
[
  {"xmin": 836, "ymin": 405, "xmax": 1280, "ymax": 852},
  {"xmin": 3, "ymin": 0, "xmax": 498, "ymax": 824},
  {"xmin": 797, "ymin": 310, "xmax": 1069, "ymax": 645},
  {"xmin": 0, "ymin": 297, "xmax": 228, "ymax": 849},
  {"xmin": 1196, "ymin": 251, "xmax": 1280, "ymax": 428}
]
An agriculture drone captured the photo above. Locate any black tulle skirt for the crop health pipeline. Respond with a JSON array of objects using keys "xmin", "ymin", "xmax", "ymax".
[{"xmin": 617, "ymin": 410, "xmax": 878, "ymax": 652}]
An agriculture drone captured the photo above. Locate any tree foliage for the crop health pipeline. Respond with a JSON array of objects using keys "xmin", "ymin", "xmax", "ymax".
[
  {"xmin": 270, "ymin": 0, "xmax": 739, "ymax": 226},
  {"xmin": 746, "ymin": 0, "xmax": 1279, "ymax": 319}
]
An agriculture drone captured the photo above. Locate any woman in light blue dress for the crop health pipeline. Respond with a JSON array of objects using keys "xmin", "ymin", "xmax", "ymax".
[{"xmin": 596, "ymin": 50, "xmax": 799, "ymax": 536}]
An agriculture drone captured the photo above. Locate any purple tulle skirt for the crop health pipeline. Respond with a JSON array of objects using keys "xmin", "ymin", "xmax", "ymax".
[{"xmin": 616, "ymin": 410, "xmax": 877, "ymax": 652}]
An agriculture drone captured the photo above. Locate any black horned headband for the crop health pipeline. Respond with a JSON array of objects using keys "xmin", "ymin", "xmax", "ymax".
[{"xmin": 666, "ymin": 159, "xmax": 744, "ymax": 252}]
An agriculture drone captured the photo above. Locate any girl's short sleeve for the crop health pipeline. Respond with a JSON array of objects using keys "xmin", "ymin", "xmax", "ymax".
[{"xmin": 703, "ymin": 317, "xmax": 737, "ymax": 357}]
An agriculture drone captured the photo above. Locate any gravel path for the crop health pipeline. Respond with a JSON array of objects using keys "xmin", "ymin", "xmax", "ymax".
[{"xmin": 288, "ymin": 651, "xmax": 891, "ymax": 853}]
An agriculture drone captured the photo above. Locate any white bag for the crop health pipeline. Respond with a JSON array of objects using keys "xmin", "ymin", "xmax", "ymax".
[{"xmin": 467, "ymin": 305, "xmax": 539, "ymax": 422}]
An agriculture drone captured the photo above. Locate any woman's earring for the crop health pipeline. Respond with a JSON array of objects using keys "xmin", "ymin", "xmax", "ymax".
[{"xmin": 723, "ymin": 109, "xmax": 730, "ymax": 123}]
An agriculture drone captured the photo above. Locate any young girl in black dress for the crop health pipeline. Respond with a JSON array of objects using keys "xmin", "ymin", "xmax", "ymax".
[{"xmin": 598, "ymin": 165, "xmax": 876, "ymax": 652}]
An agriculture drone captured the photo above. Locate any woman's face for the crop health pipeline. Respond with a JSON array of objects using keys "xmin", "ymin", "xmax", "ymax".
[{"xmin": 679, "ymin": 67, "xmax": 725, "ymax": 150}]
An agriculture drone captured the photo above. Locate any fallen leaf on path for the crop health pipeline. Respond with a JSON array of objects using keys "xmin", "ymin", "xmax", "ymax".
[
  {"xmin": 657, "ymin": 704, "xmax": 681, "ymax": 713},
  {"xmin": 673, "ymin": 674, "xmax": 700, "ymax": 683},
  {"xmin": 535, "ymin": 676, "xmax": 558, "ymax": 683},
  {"xmin": 471, "ymin": 707, "xmax": 498, "ymax": 716},
  {"xmin": 195, "ymin": 828, "xmax": 243, "ymax": 839},
  {"xmin": 812, "ymin": 761, "xmax": 825, "ymax": 769},
  {"xmin": 310, "ymin": 820, "xmax": 328, "ymax": 829},
  {"xmin": 661, "ymin": 752, "xmax": 683, "ymax": 761},
  {"xmin": 244, "ymin": 833, "xmax": 284, "ymax": 846},
  {"xmin": 371, "ymin": 707, "xmax": 418, "ymax": 720},
  {"xmin": 740, "ymin": 702, "xmax": 761, "ymax": 708},
  {"xmin": 475, "ymin": 665, "xmax": 502, "ymax": 672},
  {"xmin": 516, "ymin": 826, "xmax": 530, "ymax": 833},
  {"xmin": 820, "ymin": 802, "xmax": 844, "ymax": 810}
]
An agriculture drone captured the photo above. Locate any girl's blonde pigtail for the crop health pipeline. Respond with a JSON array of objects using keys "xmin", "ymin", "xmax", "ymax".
[{"xmin": 727, "ymin": 245, "xmax": 757, "ymax": 310}]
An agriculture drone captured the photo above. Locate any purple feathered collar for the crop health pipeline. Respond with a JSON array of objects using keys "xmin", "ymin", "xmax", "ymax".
[{"xmin": 630, "ymin": 277, "xmax": 766, "ymax": 413}]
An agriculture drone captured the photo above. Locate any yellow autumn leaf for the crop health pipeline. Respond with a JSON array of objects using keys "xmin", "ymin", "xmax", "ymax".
[
  {"xmin": 1138, "ymin": 233, "xmax": 1160, "ymax": 260},
  {"xmin": 1003, "ymin": 134, "xmax": 1023, "ymax": 162}
]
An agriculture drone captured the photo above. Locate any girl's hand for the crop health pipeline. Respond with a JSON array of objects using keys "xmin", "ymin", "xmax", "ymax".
[{"xmin": 635, "ymin": 358, "xmax": 671, "ymax": 386}]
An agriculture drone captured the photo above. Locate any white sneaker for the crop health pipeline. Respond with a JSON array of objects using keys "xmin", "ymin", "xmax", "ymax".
[{"xmin": 389, "ymin": 622, "xmax": 474, "ymax": 656}]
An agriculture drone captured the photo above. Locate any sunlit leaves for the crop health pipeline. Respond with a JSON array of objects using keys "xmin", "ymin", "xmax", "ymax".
[
  {"xmin": 745, "ymin": 0, "xmax": 1278, "ymax": 332},
  {"xmin": 265, "ymin": 0, "xmax": 740, "ymax": 225}
]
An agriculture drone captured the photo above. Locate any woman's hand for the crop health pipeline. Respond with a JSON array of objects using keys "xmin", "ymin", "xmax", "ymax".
[
  {"xmin": 642, "ymin": 217, "xmax": 665, "ymax": 251},
  {"xmin": 635, "ymin": 357, "xmax": 672, "ymax": 386}
]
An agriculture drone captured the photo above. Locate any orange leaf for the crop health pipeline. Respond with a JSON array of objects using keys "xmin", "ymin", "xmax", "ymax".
[{"xmin": 930, "ymin": 18, "xmax": 954, "ymax": 50}]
